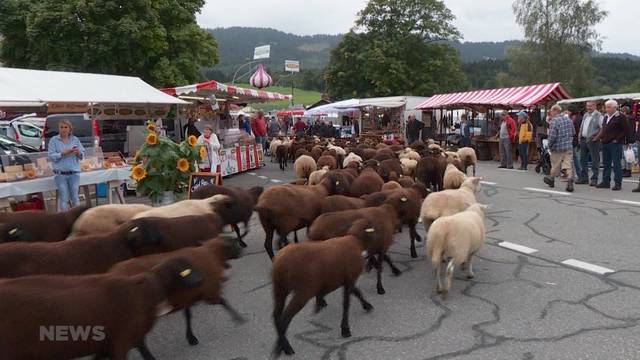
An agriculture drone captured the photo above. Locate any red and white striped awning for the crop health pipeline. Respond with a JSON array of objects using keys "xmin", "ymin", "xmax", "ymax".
[
  {"xmin": 415, "ymin": 83, "xmax": 571, "ymax": 109},
  {"xmin": 160, "ymin": 80, "xmax": 292, "ymax": 103}
]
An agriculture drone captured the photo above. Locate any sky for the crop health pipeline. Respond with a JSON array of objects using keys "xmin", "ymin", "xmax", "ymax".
[{"xmin": 197, "ymin": 0, "xmax": 640, "ymax": 55}]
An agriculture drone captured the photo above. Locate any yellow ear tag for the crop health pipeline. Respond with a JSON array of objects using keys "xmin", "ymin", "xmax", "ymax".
[
  {"xmin": 8, "ymin": 228, "xmax": 18, "ymax": 235},
  {"xmin": 400, "ymin": 197, "xmax": 408, "ymax": 202},
  {"xmin": 365, "ymin": 228, "xmax": 375, "ymax": 233},
  {"xmin": 179, "ymin": 269, "xmax": 192, "ymax": 278},
  {"xmin": 336, "ymin": 181, "xmax": 340, "ymax": 185},
  {"xmin": 130, "ymin": 226, "xmax": 139, "ymax": 233}
]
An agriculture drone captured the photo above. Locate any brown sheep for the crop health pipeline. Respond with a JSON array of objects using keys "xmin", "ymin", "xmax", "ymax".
[
  {"xmin": 377, "ymin": 159, "xmax": 403, "ymax": 182},
  {"xmin": 415, "ymin": 153, "xmax": 448, "ymax": 192},
  {"xmin": 0, "ymin": 257, "xmax": 202, "ymax": 360},
  {"xmin": 0, "ymin": 205, "xmax": 88, "ymax": 242},
  {"xmin": 255, "ymin": 172, "xmax": 348, "ymax": 259},
  {"xmin": 294, "ymin": 148, "xmax": 311, "ymax": 159},
  {"xmin": 348, "ymin": 167, "xmax": 384, "ymax": 197},
  {"xmin": 109, "ymin": 237, "xmax": 244, "ymax": 346},
  {"xmin": 190, "ymin": 185, "xmax": 264, "ymax": 247},
  {"xmin": 362, "ymin": 148, "xmax": 377, "ymax": 161},
  {"xmin": 320, "ymin": 195, "xmax": 366, "ymax": 214},
  {"xmin": 381, "ymin": 181, "xmax": 402, "ymax": 191},
  {"xmin": 310, "ymin": 146, "xmax": 324, "ymax": 161},
  {"xmin": 272, "ymin": 219, "xmax": 376, "ymax": 356},
  {"xmin": 398, "ymin": 176, "xmax": 416, "ymax": 188},
  {"xmin": 308, "ymin": 204, "xmax": 400, "ymax": 294},
  {"xmin": 276, "ymin": 145, "xmax": 288, "ymax": 171},
  {"xmin": 317, "ymin": 154, "xmax": 337, "ymax": 170}
]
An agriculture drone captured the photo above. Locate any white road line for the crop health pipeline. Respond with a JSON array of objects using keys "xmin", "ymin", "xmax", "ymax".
[
  {"xmin": 248, "ymin": 172, "xmax": 256, "ymax": 176},
  {"xmin": 258, "ymin": 175, "xmax": 268, "ymax": 179},
  {"xmin": 270, "ymin": 179, "xmax": 282, "ymax": 183},
  {"xmin": 498, "ymin": 241, "xmax": 538, "ymax": 254},
  {"xmin": 613, "ymin": 199, "xmax": 640, "ymax": 207},
  {"xmin": 622, "ymin": 179, "xmax": 637, "ymax": 184},
  {"xmin": 497, "ymin": 168, "xmax": 522, "ymax": 172},
  {"xmin": 480, "ymin": 181, "xmax": 497, "ymax": 186},
  {"xmin": 561, "ymin": 259, "xmax": 615, "ymax": 275},
  {"xmin": 523, "ymin": 187, "xmax": 572, "ymax": 196}
]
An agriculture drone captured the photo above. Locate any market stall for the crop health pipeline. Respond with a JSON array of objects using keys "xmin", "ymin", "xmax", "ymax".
[{"xmin": 160, "ymin": 80, "xmax": 292, "ymax": 177}]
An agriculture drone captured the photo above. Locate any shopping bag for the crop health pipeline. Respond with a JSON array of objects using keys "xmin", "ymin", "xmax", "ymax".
[{"xmin": 624, "ymin": 147, "xmax": 636, "ymax": 164}]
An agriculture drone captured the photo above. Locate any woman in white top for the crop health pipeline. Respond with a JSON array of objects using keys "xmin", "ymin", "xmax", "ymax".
[{"xmin": 197, "ymin": 124, "xmax": 221, "ymax": 172}]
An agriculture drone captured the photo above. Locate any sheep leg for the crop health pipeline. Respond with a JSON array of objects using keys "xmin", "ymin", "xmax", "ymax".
[
  {"xmin": 442, "ymin": 259, "xmax": 455, "ymax": 300},
  {"xmin": 314, "ymin": 295, "xmax": 328, "ymax": 314},
  {"xmin": 382, "ymin": 254, "xmax": 402, "ymax": 276},
  {"xmin": 183, "ymin": 308, "xmax": 199, "ymax": 345},
  {"xmin": 435, "ymin": 260, "xmax": 445, "ymax": 294},
  {"xmin": 411, "ymin": 223, "xmax": 423, "ymax": 243},
  {"xmin": 220, "ymin": 297, "xmax": 246, "ymax": 323},
  {"xmin": 375, "ymin": 255, "xmax": 385, "ymax": 295},
  {"xmin": 473, "ymin": 164, "xmax": 476, "ymax": 176},
  {"xmin": 264, "ymin": 226, "xmax": 276, "ymax": 260},
  {"xmin": 232, "ymin": 224, "xmax": 248, "ymax": 248},
  {"xmin": 136, "ymin": 339, "xmax": 156, "ymax": 360},
  {"xmin": 352, "ymin": 287, "xmax": 373, "ymax": 312},
  {"xmin": 464, "ymin": 255, "xmax": 475, "ymax": 279},
  {"xmin": 293, "ymin": 231, "xmax": 299, "ymax": 243},
  {"xmin": 274, "ymin": 295, "xmax": 307, "ymax": 356},
  {"xmin": 277, "ymin": 234, "xmax": 289, "ymax": 249},
  {"xmin": 340, "ymin": 284, "xmax": 353, "ymax": 338}
]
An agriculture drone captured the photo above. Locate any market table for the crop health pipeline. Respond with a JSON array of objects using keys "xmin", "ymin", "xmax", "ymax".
[{"xmin": 0, "ymin": 167, "xmax": 131, "ymax": 210}]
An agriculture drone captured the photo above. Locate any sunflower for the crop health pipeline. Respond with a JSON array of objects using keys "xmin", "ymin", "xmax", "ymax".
[
  {"xmin": 147, "ymin": 124, "xmax": 156, "ymax": 132},
  {"xmin": 199, "ymin": 146, "xmax": 206, "ymax": 161},
  {"xmin": 131, "ymin": 165, "xmax": 147, "ymax": 181},
  {"xmin": 187, "ymin": 135, "xmax": 198, "ymax": 146},
  {"xmin": 145, "ymin": 133, "xmax": 157, "ymax": 145},
  {"xmin": 177, "ymin": 158, "xmax": 190, "ymax": 172}
]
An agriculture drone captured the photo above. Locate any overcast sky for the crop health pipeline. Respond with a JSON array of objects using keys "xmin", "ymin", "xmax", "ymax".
[{"xmin": 197, "ymin": 0, "xmax": 639, "ymax": 55}]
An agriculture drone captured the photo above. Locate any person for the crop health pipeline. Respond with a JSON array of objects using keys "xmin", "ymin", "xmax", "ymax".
[
  {"xmin": 47, "ymin": 120, "xmax": 85, "ymax": 211},
  {"xmin": 251, "ymin": 111, "xmax": 267, "ymax": 165},
  {"xmin": 267, "ymin": 116, "xmax": 281, "ymax": 138},
  {"xmin": 353, "ymin": 118, "xmax": 360, "ymax": 137},
  {"xmin": 568, "ymin": 105, "xmax": 583, "ymax": 180},
  {"xmin": 459, "ymin": 114, "xmax": 471, "ymax": 148},
  {"xmin": 632, "ymin": 111, "xmax": 640, "ymax": 193},
  {"xmin": 516, "ymin": 111, "xmax": 533, "ymax": 170},
  {"xmin": 406, "ymin": 115, "xmax": 424, "ymax": 145},
  {"xmin": 238, "ymin": 114, "xmax": 252, "ymax": 135},
  {"xmin": 544, "ymin": 105, "xmax": 576, "ymax": 192},
  {"xmin": 183, "ymin": 118, "xmax": 201, "ymax": 139},
  {"xmin": 293, "ymin": 118, "xmax": 307, "ymax": 138},
  {"xmin": 621, "ymin": 106, "xmax": 634, "ymax": 178},
  {"xmin": 576, "ymin": 101, "xmax": 603, "ymax": 186},
  {"xmin": 196, "ymin": 124, "xmax": 221, "ymax": 173},
  {"xmin": 498, "ymin": 111, "xmax": 516, "ymax": 169},
  {"xmin": 593, "ymin": 99, "xmax": 631, "ymax": 191}
]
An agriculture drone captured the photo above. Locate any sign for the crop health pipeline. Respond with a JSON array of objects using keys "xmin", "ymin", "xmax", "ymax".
[
  {"xmin": 253, "ymin": 45, "xmax": 271, "ymax": 60},
  {"xmin": 48, "ymin": 102, "xmax": 88, "ymax": 114},
  {"xmin": 284, "ymin": 60, "xmax": 300, "ymax": 73},
  {"xmin": 187, "ymin": 172, "xmax": 222, "ymax": 198}
]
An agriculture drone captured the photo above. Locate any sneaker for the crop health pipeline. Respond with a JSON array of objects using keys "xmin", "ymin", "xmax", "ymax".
[
  {"xmin": 612, "ymin": 184, "xmax": 622, "ymax": 191},
  {"xmin": 566, "ymin": 180, "xmax": 574, "ymax": 193},
  {"xmin": 543, "ymin": 176, "xmax": 555, "ymax": 188},
  {"xmin": 596, "ymin": 183, "xmax": 610, "ymax": 189}
]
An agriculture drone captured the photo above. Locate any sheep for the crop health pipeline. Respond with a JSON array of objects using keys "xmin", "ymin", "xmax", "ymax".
[
  {"xmin": 348, "ymin": 167, "xmax": 384, "ymax": 197},
  {"xmin": 255, "ymin": 172, "xmax": 348, "ymax": 259},
  {"xmin": 320, "ymin": 195, "xmax": 366, "ymax": 214},
  {"xmin": 377, "ymin": 159, "xmax": 403, "ymax": 182},
  {"xmin": 109, "ymin": 236, "xmax": 244, "ymax": 346},
  {"xmin": 327, "ymin": 143, "xmax": 346, "ymax": 157},
  {"xmin": 190, "ymin": 185, "xmax": 264, "ymax": 247},
  {"xmin": 381, "ymin": 181, "xmax": 402, "ymax": 191},
  {"xmin": 397, "ymin": 176, "xmax": 416, "ymax": 188},
  {"xmin": 427, "ymin": 203, "xmax": 487, "ymax": 299},
  {"xmin": 443, "ymin": 163, "xmax": 466, "ymax": 190},
  {"xmin": 362, "ymin": 148, "xmax": 377, "ymax": 161},
  {"xmin": 308, "ymin": 204, "xmax": 400, "ymax": 294},
  {"xmin": 415, "ymin": 153, "xmax": 448, "ymax": 192},
  {"xmin": 276, "ymin": 145, "xmax": 288, "ymax": 171},
  {"xmin": 70, "ymin": 204, "xmax": 152, "ymax": 237},
  {"xmin": 420, "ymin": 176, "xmax": 482, "ymax": 234},
  {"xmin": 0, "ymin": 257, "xmax": 203, "ymax": 360},
  {"xmin": 293, "ymin": 155, "xmax": 317, "ymax": 181},
  {"xmin": 317, "ymin": 154, "xmax": 337, "ymax": 170},
  {"xmin": 294, "ymin": 148, "xmax": 311, "ymax": 159},
  {"xmin": 342, "ymin": 152, "xmax": 363, "ymax": 168},
  {"xmin": 0, "ymin": 205, "xmax": 88, "ymax": 243},
  {"xmin": 310, "ymin": 145, "xmax": 324, "ymax": 161},
  {"xmin": 445, "ymin": 151, "xmax": 460, "ymax": 163},
  {"xmin": 132, "ymin": 194, "xmax": 230, "ymax": 220},
  {"xmin": 400, "ymin": 158, "xmax": 418, "ymax": 178},
  {"xmin": 272, "ymin": 219, "xmax": 376, "ymax": 356},
  {"xmin": 399, "ymin": 149, "xmax": 421, "ymax": 161},
  {"xmin": 308, "ymin": 166, "xmax": 330, "ymax": 186},
  {"xmin": 269, "ymin": 139, "xmax": 283, "ymax": 162},
  {"xmin": 458, "ymin": 147, "xmax": 478, "ymax": 176}
]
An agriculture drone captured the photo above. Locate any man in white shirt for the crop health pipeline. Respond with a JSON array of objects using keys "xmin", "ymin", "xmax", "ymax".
[{"xmin": 576, "ymin": 101, "xmax": 603, "ymax": 186}]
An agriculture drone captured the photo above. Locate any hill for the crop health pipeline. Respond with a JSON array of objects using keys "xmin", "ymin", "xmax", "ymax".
[{"xmin": 233, "ymin": 83, "xmax": 322, "ymax": 112}]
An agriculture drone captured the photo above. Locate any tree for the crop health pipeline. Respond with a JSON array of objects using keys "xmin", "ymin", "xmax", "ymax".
[
  {"xmin": 0, "ymin": 0, "xmax": 218, "ymax": 86},
  {"xmin": 506, "ymin": 0, "xmax": 607, "ymax": 96},
  {"xmin": 325, "ymin": 0, "xmax": 466, "ymax": 99}
]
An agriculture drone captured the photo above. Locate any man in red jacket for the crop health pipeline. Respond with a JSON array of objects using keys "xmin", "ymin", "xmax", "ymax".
[
  {"xmin": 498, "ymin": 111, "xmax": 517, "ymax": 169},
  {"xmin": 251, "ymin": 111, "xmax": 267, "ymax": 166}
]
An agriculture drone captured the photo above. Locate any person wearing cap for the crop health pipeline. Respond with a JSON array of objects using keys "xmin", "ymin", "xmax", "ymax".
[
  {"xmin": 516, "ymin": 111, "xmax": 533, "ymax": 170},
  {"xmin": 544, "ymin": 104, "xmax": 575, "ymax": 192},
  {"xmin": 197, "ymin": 124, "xmax": 221, "ymax": 173}
]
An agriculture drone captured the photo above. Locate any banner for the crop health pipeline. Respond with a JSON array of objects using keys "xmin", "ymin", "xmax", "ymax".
[
  {"xmin": 284, "ymin": 60, "xmax": 300, "ymax": 73},
  {"xmin": 253, "ymin": 45, "xmax": 271, "ymax": 60}
]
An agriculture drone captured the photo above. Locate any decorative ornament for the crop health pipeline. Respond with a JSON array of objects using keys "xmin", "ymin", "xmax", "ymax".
[{"xmin": 249, "ymin": 64, "xmax": 273, "ymax": 89}]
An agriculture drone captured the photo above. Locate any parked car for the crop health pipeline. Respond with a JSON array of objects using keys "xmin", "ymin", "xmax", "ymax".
[
  {"xmin": 0, "ymin": 114, "xmax": 44, "ymax": 149},
  {"xmin": 0, "ymin": 134, "xmax": 39, "ymax": 171},
  {"xmin": 41, "ymin": 113, "xmax": 98, "ymax": 151}
]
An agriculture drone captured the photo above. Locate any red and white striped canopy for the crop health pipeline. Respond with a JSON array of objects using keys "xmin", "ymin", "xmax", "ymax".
[
  {"xmin": 415, "ymin": 83, "xmax": 571, "ymax": 110},
  {"xmin": 160, "ymin": 80, "xmax": 292, "ymax": 103}
]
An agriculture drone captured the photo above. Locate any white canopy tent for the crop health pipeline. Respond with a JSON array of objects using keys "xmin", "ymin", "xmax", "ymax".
[
  {"xmin": 557, "ymin": 92, "xmax": 640, "ymax": 105},
  {"xmin": 0, "ymin": 67, "xmax": 187, "ymax": 105},
  {"xmin": 303, "ymin": 98, "xmax": 360, "ymax": 116}
]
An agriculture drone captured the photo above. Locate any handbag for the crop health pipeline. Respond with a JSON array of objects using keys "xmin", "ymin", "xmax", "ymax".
[{"xmin": 624, "ymin": 146, "xmax": 636, "ymax": 164}]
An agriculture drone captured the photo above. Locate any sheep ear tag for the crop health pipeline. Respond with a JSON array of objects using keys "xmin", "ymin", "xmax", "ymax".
[
  {"xmin": 365, "ymin": 228, "xmax": 375, "ymax": 233},
  {"xmin": 179, "ymin": 269, "xmax": 192, "ymax": 278},
  {"xmin": 8, "ymin": 227, "xmax": 18, "ymax": 235},
  {"xmin": 400, "ymin": 197, "xmax": 408, "ymax": 202},
  {"xmin": 129, "ymin": 226, "xmax": 139, "ymax": 233},
  {"xmin": 336, "ymin": 181, "xmax": 340, "ymax": 185}
]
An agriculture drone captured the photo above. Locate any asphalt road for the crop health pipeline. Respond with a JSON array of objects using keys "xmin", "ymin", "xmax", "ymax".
[{"xmin": 127, "ymin": 159, "xmax": 640, "ymax": 360}]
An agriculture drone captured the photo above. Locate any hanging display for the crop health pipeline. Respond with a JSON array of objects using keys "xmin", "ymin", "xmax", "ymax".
[{"xmin": 249, "ymin": 64, "xmax": 273, "ymax": 89}]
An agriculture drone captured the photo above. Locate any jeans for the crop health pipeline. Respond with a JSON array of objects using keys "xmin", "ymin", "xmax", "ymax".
[
  {"xmin": 55, "ymin": 173, "xmax": 80, "ymax": 211},
  {"xmin": 602, "ymin": 142, "xmax": 623, "ymax": 186},
  {"xmin": 518, "ymin": 143, "xmax": 529, "ymax": 169},
  {"xmin": 499, "ymin": 138, "xmax": 513, "ymax": 168},
  {"xmin": 579, "ymin": 140, "xmax": 600, "ymax": 181},
  {"xmin": 461, "ymin": 136, "xmax": 471, "ymax": 148},
  {"xmin": 572, "ymin": 146, "xmax": 582, "ymax": 179}
]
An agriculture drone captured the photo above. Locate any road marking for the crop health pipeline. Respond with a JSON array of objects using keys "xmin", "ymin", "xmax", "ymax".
[
  {"xmin": 270, "ymin": 179, "xmax": 282, "ymax": 183},
  {"xmin": 523, "ymin": 187, "xmax": 572, "ymax": 196},
  {"xmin": 497, "ymin": 168, "xmax": 520, "ymax": 172},
  {"xmin": 623, "ymin": 179, "xmax": 637, "ymax": 184},
  {"xmin": 258, "ymin": 175, "xmax": 268, "ymax": 179},
  {"xmin": 480, "ymin": 181, "xmax": 497, "ymax": 186},
  {"xmin": 498, "ymin": 241, "xmax": 538, "ymax": 254},
  {"xmin": 561, "ymin": 259, "xmax": 615, "ymax": 275},
  {"xmin": 613, "ymin": 199, "xmax": 640, "ymax": 207},
  {"xmin": 248, "ymin": 172, "xmax": 256, "ymax": 176}
]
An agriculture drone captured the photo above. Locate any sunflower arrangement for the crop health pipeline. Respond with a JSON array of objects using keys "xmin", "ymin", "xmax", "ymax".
[{"xmin": 131, "ymin": 121, "xmax": 203, "ymax": 203}]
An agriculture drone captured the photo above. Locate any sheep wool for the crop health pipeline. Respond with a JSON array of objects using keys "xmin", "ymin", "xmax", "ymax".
[{"xmin": 443, "ymin": 163, "xmax": 466, "ymax": 190}]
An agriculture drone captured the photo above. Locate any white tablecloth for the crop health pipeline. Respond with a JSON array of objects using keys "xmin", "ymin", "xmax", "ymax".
[{"xmin": 0, "ymin": 167, "xmax": 132, "ymax": 198}]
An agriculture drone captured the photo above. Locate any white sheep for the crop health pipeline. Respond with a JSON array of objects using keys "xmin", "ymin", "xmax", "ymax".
[
  {"xmin": 457, "ymin": 147, "xmax": 478, "ymax": 176},
  {"xmin": 420, "ymin": 176, "xmax": 481, "ymax": 232},
  {"xmin": 427, "ymin": 203, "xmax": 487, "ymax": 298},
  {"xmin": 133, "ymin": 195, "xmax": 229, "ymax": 219},
  {"xmin": 294, "ymin": 155, "xmax": 317, "ymax": 180},
  {"xmin": 400, "ymin": 158, "xmax": 418, "ymax": 177},
  {"xmin": 327, "ymin": 143, "xmax": 346, "ymax": 156},
  {"xmin": 445, "ymin": 151, "xmax": 460, "ymax": 165},
  {"xmin": 343, "ymin": 153, "xmax": 363, "ymax": 168},
  {"xmin": 443, "ymin": 163, "xmax": 466, "ymax": 190},
  {"xmin": 269, "ymin": 139, "xmax": 283, "ymax": 162},
  {"xmin": 308, "ymin": 166, "xmax": 330, "ymax": 185},
  {"xmin": 399, "ymin": 150, "xmax": 421, "ymax": 161},
  {"xmin": 70, "ymin": 204, "xmax": 152, "ymax": 237}
]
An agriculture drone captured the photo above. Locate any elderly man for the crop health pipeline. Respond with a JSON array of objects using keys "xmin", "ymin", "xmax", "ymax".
[
  {"xmin": 498, "ymin": 111, "xmax": 516, "ymax": 169},
  {"xmin": 544, "ymin": 104, "xmax": 576, "ymax": 192},
  {"xmin": 459, "ymin": 114, "xmax": 472, "ymax": 147},
  {"xmin": 576, "ymin": 101, "xmax": 603, "ymax": 186},
  {"xmin": 406, "ymin": 115, "xmax": 424, "ymax": 145},
  {"xmin": 593, "ymin": 100, "xmax": 631, "ymax": 191}
]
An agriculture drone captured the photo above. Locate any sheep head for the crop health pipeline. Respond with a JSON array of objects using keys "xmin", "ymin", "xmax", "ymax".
[
  {"xmin": 126, "ymin": 219, "xmax": 166, "ymax": 252},
  {"xmin": 321, "ymin": 172, "xmax": 348, "ymax": 195},
  {"xmin": 0, "ymin": 224, "xmax": 32, "ymax": 242},
  {"xmin": 152, "ymin": 257, "xmax": 205, "ymax": 291},
  {"xmin": 348, "ymin": 218, "xmax": 378, "ymax": 251}
]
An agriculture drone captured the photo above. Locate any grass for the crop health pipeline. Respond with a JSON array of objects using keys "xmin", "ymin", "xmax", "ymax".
[{"xmin": 234, "ymin": 83, "xmax": 322, "ymax": 112}]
